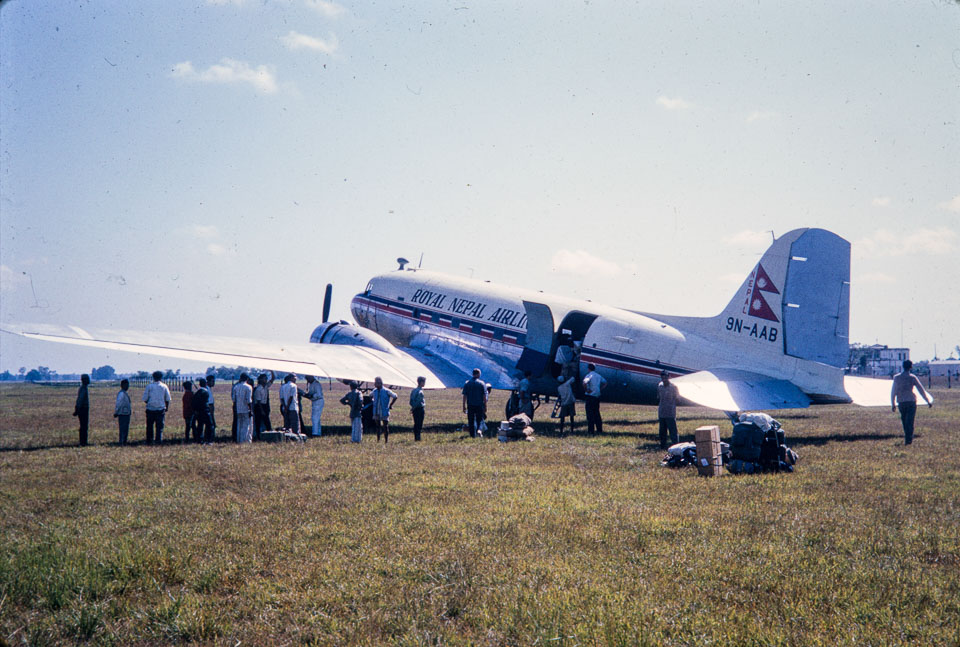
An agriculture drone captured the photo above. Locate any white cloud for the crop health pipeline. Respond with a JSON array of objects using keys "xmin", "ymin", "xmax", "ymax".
[
  {"xmin": 206, "ymin": 243, "xmax": 228, "ymax": 256},
  {"xmin": 656, "ymin": 95, "xmax": 691, "ymax": 111},
  {"xmin": 856, "ymin": 227, "xmax": 958, "ymax": 258},
  {"xmin": 281, "ymin": 31, "xmax": 339, "ymax": 54},
  {"xmin": 871, "ymin": 196, "xmax": 892, "ymax": 207},
  {"xmin": 550, "ymin": 250, "xmax": 622, "ymax": 277},
  {"xmin": 721, "ymin": 230, "xmax": 773, "ymax": 248},
  {"xmin": 937, "ymin": 195, "xmax": 960, "ymax": 212},
  {"xmin": 171, "ymin": 58, "xmax": 278, "ymax": 94},
  {"xmin": 0, "ymin": 265, "xmax": 29, "ymax": 293},
  {"xmin": 192, "ymin": 225, "xmax": 220, "ymax": 239},
  {"xmin": 304, "ymin": 0, "xmax": 346, "ymax": 17},
  {"xmin": 746, "ymin": 110, "xmax": 777, "ymax": 123}
]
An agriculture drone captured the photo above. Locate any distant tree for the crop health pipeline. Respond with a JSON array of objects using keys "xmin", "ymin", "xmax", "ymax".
[
  {"xmin": 0, "ymin": 370, "xmax": 13, "ymax": 381},
  {"xmin": 163, "ymin": 369, "xmax": 177, "ymax": 379},
  {"xmin": 135, "ymin": 370, "xmax": 151, "ymax": 380},
  {"xmin": 25, "ymin": 369, "xmax": 42, "ymax": 381},
  {"xmin": 18, "ymin": 367, "xmax": 26, "ymax": 379},
  {"xmin": 91, "ymin": 365, "xmax": 117, "ymax": 381}
]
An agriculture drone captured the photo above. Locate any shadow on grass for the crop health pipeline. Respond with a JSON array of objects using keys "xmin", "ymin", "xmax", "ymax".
[{"xmin": 787, "ymin": 432, "xmax": 900, "ymax": 447}]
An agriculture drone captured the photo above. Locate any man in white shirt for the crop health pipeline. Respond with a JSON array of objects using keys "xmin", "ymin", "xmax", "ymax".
[
  {"xmin": 891, "ymin": 360, "xmax": 933, "ymax": 445},
  {"xmin": 114, "ymin": 378, "xmax": 132, "ymax": 445},
  {"xmin": 279, "ymin": 374, "xmax": 300, "ymax": 434},
  {"xmin": 581, "ymin": 363, "xmax": 607, "ymax": 434},
  {"xmin": 205, "ymin": 374, "xmax": 218, "ymax": 439},
  {"xmin": 304, "ymin": 375, "xmax": 325, "ymax": 437},
  {"xmin": 370, "ymin": 376, "xmax": 398, "ymax": 442},
  {"xmin": 234, "ymin": 373, "xmax": 254, "ymax": 443},
  {"xmin": 142, "ymin": 371, "xmax": 171, "ymax": 444}
]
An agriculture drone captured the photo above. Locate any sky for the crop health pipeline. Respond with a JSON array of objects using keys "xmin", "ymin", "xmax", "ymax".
[{"xmin": 1, "ymin": 0, "xmax": 958, "ymax": 374}]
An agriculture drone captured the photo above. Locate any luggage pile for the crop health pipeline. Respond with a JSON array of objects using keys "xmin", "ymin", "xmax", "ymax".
[
  {"xmin": 726, "ymin": 412, "xmax": 798, "ymax": 474},
  {"xmin": 498, "ymin": 413, "xmax": 535, "ymax": 442},
  {"xmin": 660, "ymin": 441, "xmax": 731, "ymax": 468},
  {"xmin": 260, "ymin": 429, "xmax": 306, "ymax": 443}
]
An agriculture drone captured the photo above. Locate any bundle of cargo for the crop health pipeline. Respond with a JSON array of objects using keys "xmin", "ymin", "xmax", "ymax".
[
  {"xmin": 660, "ymin": 439, "xmax": 731, "ymax": 469},
  {"xmin": 260, "ymin": 429, "xmax": 306, "ymax": 443},
  {"xmin": 498, "ymin": 413, "xmax": 535, "ymax": 442},
  {"xmin": 726, "ymin": 412, "xmax": 798, "ymax": 474}
]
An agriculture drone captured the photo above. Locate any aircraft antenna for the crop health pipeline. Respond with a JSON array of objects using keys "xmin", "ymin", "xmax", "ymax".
[
  {"xmin": 397, "ymin": 257, "xmax": 409, "ymax": 271},
  {"xmin": 418, "ymin": 253, "xmax": 423, "ymax": 268}
]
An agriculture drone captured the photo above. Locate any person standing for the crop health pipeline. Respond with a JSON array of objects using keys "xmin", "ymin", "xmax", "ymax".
[
  {"xmin": 143, "ymin": 371, "xmax": 171, "ymax": 444},
  {"xmin": 518, "ymin": 371, "xmax": 534, "ymax": 417},
  {"xmin": 657, "ymin": 370, "xmax": 680, "ymax": 448},
  {"xmin": 253, "ymin": 372, "xmax": 274, "ymax": 439},
  {"xmin": 114, "ymin": 378, "xmax": 132, "ymax": 445},
  {"xmin": 73, "ymin": 373, "xmax": 91, "ymax": 446},
  {"xmin": 341, "ymin": 381, "xmax": 364, "ymax": 442},
  {"xmin": 181, "ymin": 381, "xmax": 195, "ymax": 443},
  {"xmin": 230, "ymin": 375, "xmax": 245, "ymax": 443},
  {"xmin": 304, "ymin": 375, "xmax": 325, "ymax": 437},
  {"xmin": 409, "ymin": 376, "xmax": 426, "ymax": 441},
  {"xmin": 891, "ymin": 360, "xmax": 933, "ymax": 445},
  {"xmin": 462, "ymin": 368, "xmax": 487, "ymax": 438},
  {"xmin": 234, "ymin": 374, "xmax": 254, "ymax": 443},
  {"xmin": 205, "ymin": 374, "xmax": 218, "ymax": 439},
  {"xmin": 556, "ymin": 375, "xmax": 576, "ymax": 435},
  {"xmin": 370, "ymin": 377, "xmax": 398, "ymax": 442},
  {"xmin": 279, "ymin": 374, "xmax": 300, "ymax": 434},
  {"xmin": 193, "ymin": 378, "xmax": 212, "ymax": 443},
  {"xmin": 582, "ymin": 363, "xmax": 607, "ymax": 435}
]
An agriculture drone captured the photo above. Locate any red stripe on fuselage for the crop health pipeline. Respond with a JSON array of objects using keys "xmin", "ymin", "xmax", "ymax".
[{"xmin": 360, "ymin": 296, "xmax": 525, "ymax": 346}]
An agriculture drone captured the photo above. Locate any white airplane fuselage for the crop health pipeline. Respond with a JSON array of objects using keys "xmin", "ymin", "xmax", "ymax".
[{"xmin": 349, "ymin": 268, "xmax": 843, "ymax": 406}]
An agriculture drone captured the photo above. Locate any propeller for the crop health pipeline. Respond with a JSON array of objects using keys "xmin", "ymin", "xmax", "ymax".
[{"xmin": 322, "ymin": 283, "xmax": 333, "ymax": 323}]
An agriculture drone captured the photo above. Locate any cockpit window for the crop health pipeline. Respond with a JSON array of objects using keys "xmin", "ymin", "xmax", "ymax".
[{"xmin": 365, "ymin": 281, "xmax": 373, "ymax": 295}]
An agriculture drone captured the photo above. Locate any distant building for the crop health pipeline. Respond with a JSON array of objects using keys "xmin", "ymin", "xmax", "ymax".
[
  {"xmin": 848, "ymin": 344, "xmax": 910, "ymax": 377},
  {"xmin": 928, "ymin": 359, "xmax": 960, "ymax": 378}
]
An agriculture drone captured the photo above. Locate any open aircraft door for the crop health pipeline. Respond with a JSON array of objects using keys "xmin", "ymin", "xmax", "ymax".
[{"xmin": 515, "ymin": 301, "xmax": 555, "ymax": 377}]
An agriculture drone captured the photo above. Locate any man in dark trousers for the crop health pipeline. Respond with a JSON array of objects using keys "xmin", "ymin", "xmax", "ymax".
[
  {"xmin": 192, "ymin": 378, "xmax": 212, "ymax": 443},
  {"xmin": 581, "ymin": 363, "xmax": 607, "ymax": 435},
  {"xmin": 409, "ymin": 376, "xmax": 426, "ymax": 441},
  {"xmin": 891, "ymin": 360, "xmax": 933, "ymax": 445},
  {"xmin": 253, "ymin": 371, "xmax": 275, "ymax": 439},
  {"xmin": 462, "ymin": 368, "xmax": 487, "ymax": 438},
  {"xmin": 657, "ymin": 370, "xmax": 680, "ymax": 448},
  {"xmin": 73, "ymin": 373, "xmax": 91, "ymax": 446}
]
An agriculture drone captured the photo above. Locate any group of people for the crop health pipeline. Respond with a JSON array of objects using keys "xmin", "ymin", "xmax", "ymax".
[
  {"xmin": 72, "ymin": 369, "xmax": 431, "ymax": 446},
  {"xmin": 72, "ymin": 358, "xmax": 933, "ymax": 448}
]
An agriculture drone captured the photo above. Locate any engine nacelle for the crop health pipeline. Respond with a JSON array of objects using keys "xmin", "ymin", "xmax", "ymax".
[{"xmin": 308, "ymin": 320, "xmax": 396, "ymax": 354}]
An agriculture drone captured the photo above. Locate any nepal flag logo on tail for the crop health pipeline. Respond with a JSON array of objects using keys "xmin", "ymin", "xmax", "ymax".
[{"xmin": 748, "ymin": 264, "xmax": 780, "ymax": 322}]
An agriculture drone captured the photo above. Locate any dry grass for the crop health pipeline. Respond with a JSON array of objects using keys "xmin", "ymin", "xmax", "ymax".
[{"xmin": 1, "ymin": 382, "xmax": 958, "ymax": 645}]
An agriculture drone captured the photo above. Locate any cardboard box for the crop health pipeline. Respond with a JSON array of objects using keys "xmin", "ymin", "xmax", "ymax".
[{"xmin": 694, "ymin": 425, "xmax": 723, "ymax": 477}]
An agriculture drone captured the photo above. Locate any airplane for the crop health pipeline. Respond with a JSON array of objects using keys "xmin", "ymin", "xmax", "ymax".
[{"xmin": 3, "ymin": 228, "xmax": 901, "ymax": 413}]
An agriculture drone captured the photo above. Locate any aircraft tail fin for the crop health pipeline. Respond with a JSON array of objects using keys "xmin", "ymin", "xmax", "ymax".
[{"xmin": 714, "ymin": 228, "xmax": 850, "ymax": 368}]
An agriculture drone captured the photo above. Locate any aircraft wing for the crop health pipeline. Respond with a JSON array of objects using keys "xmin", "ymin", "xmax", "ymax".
[
  {"xmin": 672, "ymin": 368, "xmax": 812, "ymax": 411},
  {"xmin": 843, "ymin": 375, "xmax": 931, "ymax": 407},
  {"xmin": 2, "ymin": 322, "xmax": 442, "ymax": 389}
]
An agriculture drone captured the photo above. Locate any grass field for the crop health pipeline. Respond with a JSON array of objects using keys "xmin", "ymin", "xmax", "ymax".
[{"xmin": 1, "ymin": 382, "xmax": 958, "ymax": 646}]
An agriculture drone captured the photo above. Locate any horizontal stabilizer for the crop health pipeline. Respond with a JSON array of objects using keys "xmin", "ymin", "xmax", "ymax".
[
  {"xmin": 2, "ymin": 322, "xmax": 443, "ymax": 389},
  {"xmin": 843, "ymin": 375, "xmax": 931, "ymax": 407},
  {"xmin": 672, "ymin": 368, "xmax": 811, "ymax": 411}
]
